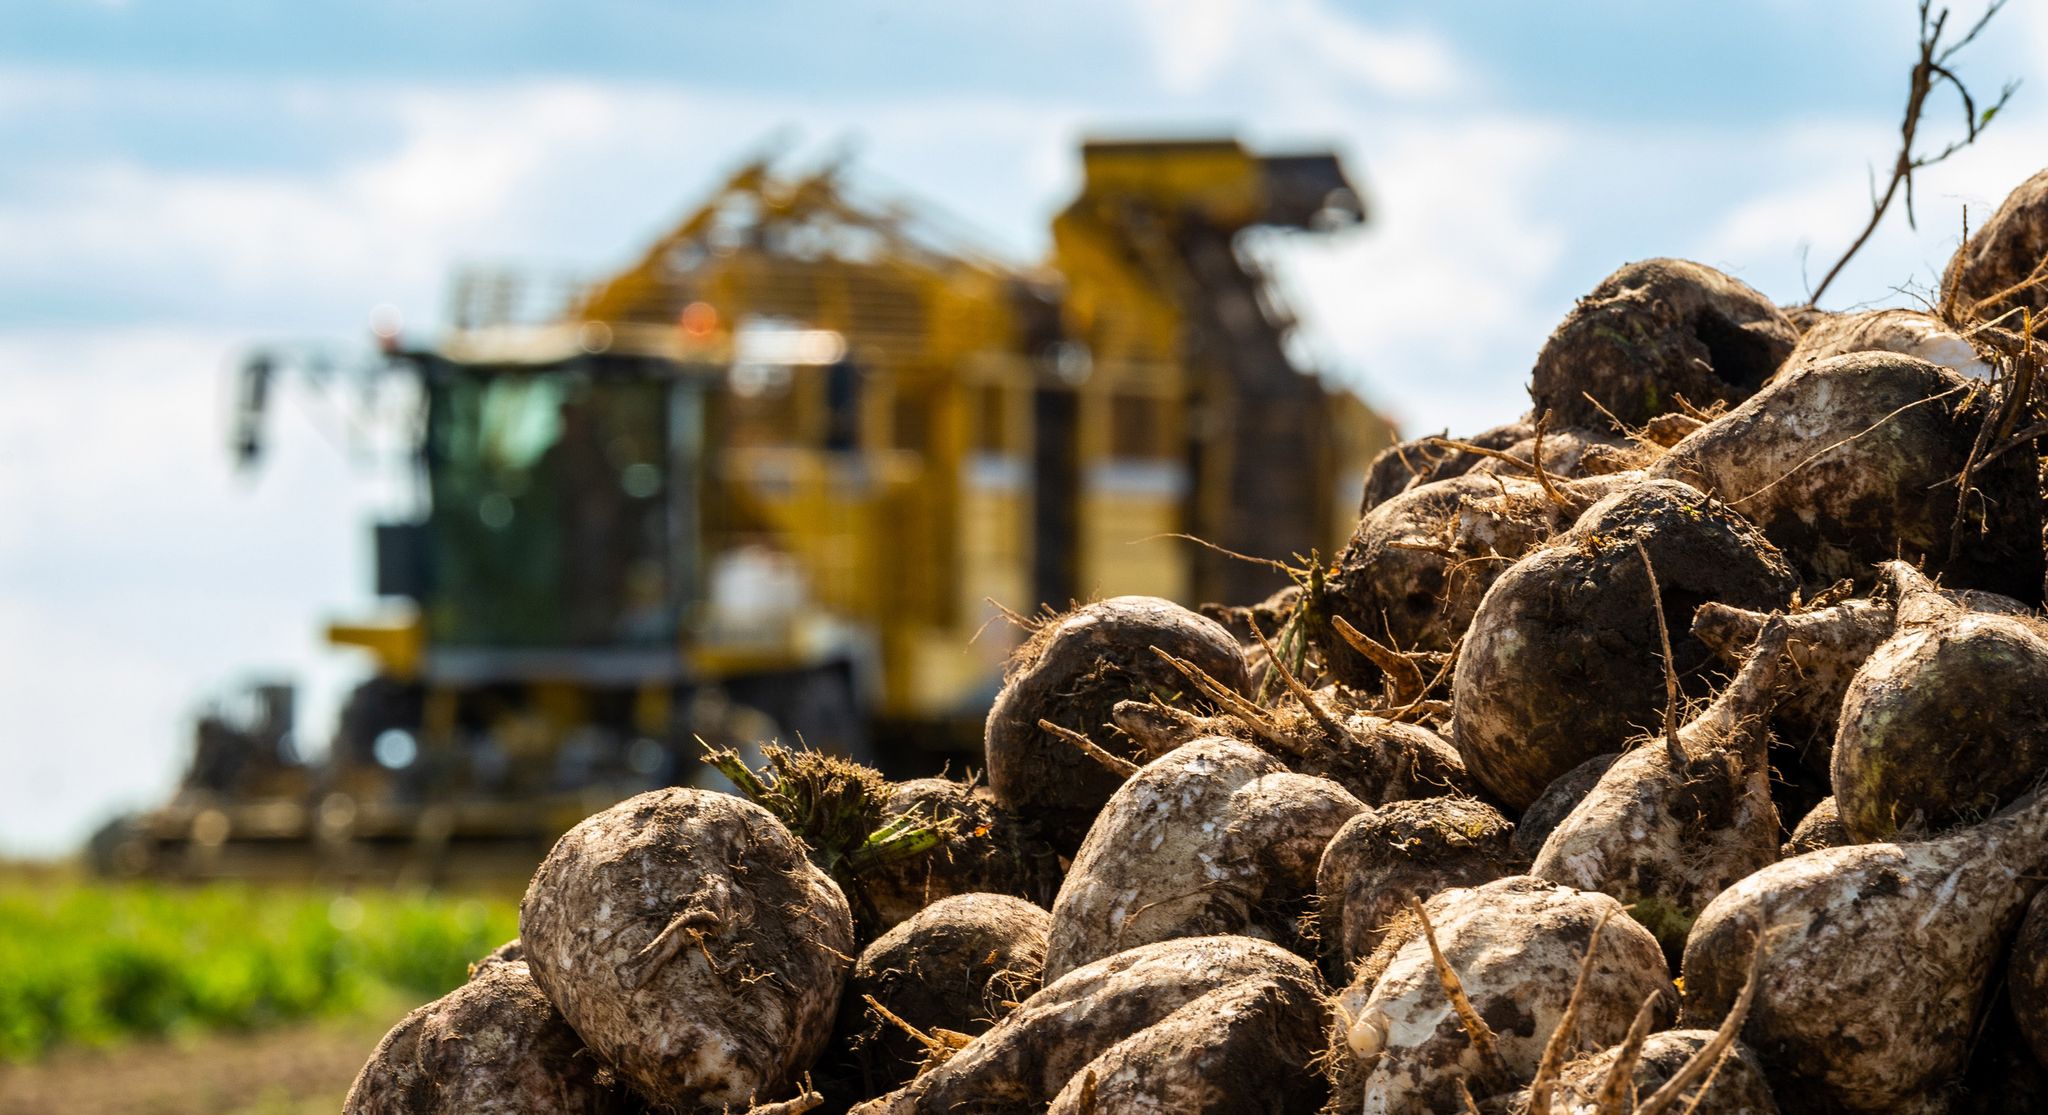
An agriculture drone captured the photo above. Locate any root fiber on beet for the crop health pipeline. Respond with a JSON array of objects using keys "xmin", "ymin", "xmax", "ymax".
[{"xmin": 1109, "ymin": 693, "xmax": 1472, "ymax": 806}]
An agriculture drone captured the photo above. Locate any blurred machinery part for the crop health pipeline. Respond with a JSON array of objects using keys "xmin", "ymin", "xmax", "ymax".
[{"xmin": 95, "ymin": 136, "xmax": 1394, "ymax": 883}]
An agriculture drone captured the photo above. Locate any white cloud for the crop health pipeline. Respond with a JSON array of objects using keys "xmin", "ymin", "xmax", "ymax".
[
  {"xmin": 1129, "ymin": 0, "xmax": 1243, "ymax": 94},
  {"xmin": 1260, "ymin": 114, "xmax": 1571, "ymax": 433},
  {"xmin": 1127, "ymin": 0, "xmax": 1464, "ymax": 100},
  {"xmin": 0, "ymin": 78, "xmax": 1095, "ymax": 335},
  {"xmin": 1286, "ymin": 3, "xmax": 1463, "ymax": 99}
]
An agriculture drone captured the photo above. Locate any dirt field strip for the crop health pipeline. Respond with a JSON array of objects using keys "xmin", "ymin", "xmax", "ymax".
[{"xmin": 0, "ymin": 1010, "xmax": 404, "ymax": 1115}]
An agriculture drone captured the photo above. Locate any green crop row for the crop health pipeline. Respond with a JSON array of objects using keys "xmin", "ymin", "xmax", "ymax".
[{"xmin": 0, "ymin": 878, "xmax": 518, "ymax": 1061}]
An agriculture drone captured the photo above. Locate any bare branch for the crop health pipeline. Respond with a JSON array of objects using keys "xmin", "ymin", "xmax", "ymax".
[
  {"xmin": 1937, "ymin": 0, "xmax": 2007, "ymax": 62},
  {"xmin": 1807, "ymin": 1, "xmax": 2018, "ymax": 305},
  {"xmin": 1591, "ymin": 992, "xmax": 1663, "ymax": 1114}
]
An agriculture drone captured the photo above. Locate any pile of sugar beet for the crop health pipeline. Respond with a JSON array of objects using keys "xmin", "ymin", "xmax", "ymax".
[{"xmin": 348, "ymin": 167, "xmax": 2048, "ymax": 1115}]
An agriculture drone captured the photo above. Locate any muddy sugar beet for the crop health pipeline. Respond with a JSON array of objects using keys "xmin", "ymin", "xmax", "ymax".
[
  {"xmin": 1043, "ymin": 737, "xmax": 1363, "ymax": 979},
  {"xmin": 1832, "ymin": 562, "xmax": 2048, "ymax": 841},
  {"xmin": 1684, "ymin": 786, "xmax": 2048, "ymax": 1113},
  {"xmin": 1530, "ymin": 619, "xmax": 1790, "ymax": 956},
  {"xmin": 984, "ymin": 595, "xmax": 1250, "ymax": 855},
  {"xmin": 345, "ymin": 960, "xmax": 632, "ymax": 1115},
  {"xmin": 520, "ymin": 788, "xmax": 855, "ymax": 1111},
  {"xmin": 1335, "ymin": 877, "xmax": 1675, "ymax": 1113},
  {"xmin": 1452, "ymin": 479, "xmax": 1795, "ymax": 809}
]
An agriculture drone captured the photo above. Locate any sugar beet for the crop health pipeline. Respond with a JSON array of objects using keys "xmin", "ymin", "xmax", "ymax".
[
  {"xmin": 985, "ymin": 596, "xmax": 1250, "ymax": 854},
  {"xmin": 1683, "ymin": 787, "xmax": 2048, "ymax": 1113},
  {"xmin": 1833, "ymin": 562, "xmax": 2048, "ymax": 841},
  {"xmin": 1529, "ymin": 259, "xmax": 1796, "ymax": 430},
  {"xmin": 1650, "ymin": 351, "xmax": 2042, "ymax": 601},
  {"xmin": 849, "ymin": 935, "xmax": 1320, "ymax": 1115},
  {"xmin": 1530, "ymin": 620, "xmax": 1789, "ymax": 954},
  {"xmin": 845, "ymin": 893, "xmax": 1050, "ymax": 1095},
  {"xmin": 1043, "ymin": 737, "xmax": 1363, "ymax": 979},
  {"xmin": 1337, "ymin": 876, "xmax": 1675, "ymax": 1113},
  {"xmin": 520, "ymin": 788, "xmax": 854, "ymax": 1111},
  {"xmin": 1453, "ymin": 479, "xmax": 1796, "ymax": 809},
  {"xmin": 1944, "ymin": 165, "xmax": 2048, "ymax": 327},
  {"xmin": 1315, "ymin": 797, "xmax": 1516, "ymax": 984},
  {"xmin": 344, "ymin": 961, "xmax": 629, "ymax": 1115}
]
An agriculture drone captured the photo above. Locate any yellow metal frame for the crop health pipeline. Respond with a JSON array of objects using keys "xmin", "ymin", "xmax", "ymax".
[{"xmin": 333, "ymin": 140, "xmax": 1395, "ymax": 728}]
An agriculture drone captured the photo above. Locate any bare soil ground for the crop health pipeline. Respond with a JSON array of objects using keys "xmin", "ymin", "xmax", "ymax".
[{"xmin": 0, "ymin": 1011, "xmax": 400, "ymax": 1115}]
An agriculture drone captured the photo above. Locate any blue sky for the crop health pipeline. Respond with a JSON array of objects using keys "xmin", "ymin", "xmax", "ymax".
[{"xmin": 3, "ymin": 0, "xmax": 2045, "ymax": 854}]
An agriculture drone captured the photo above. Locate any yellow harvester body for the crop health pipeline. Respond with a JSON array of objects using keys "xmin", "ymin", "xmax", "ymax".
[{"xmin": 97, "ymin": 136, "xmax": 1395, "ymax": 883}]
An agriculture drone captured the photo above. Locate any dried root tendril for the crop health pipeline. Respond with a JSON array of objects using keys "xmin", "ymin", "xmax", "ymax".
[
  {"xmin": 862, "ymin": 994, "xmax": 973, "ymax": 1075},
  {"xmin": 1038, "ymin": 719, "xmax": 1140, "ymax": 778},
  {"xmin": 1330, "ymin": 614, "xmax": 1429, "ymax": 706}
]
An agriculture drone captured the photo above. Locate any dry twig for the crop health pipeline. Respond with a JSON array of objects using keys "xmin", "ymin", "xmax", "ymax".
[
  {"xmin": 1591, "ymin": 993, "xmax": 1664, "ymax": 1114},
  {"xmin": 1423, "ymin": 436, "xmax": 1573, "ymax": 496},
  {"xmin": 1633, "ymin": 929, "xmax": 1767, "ymax": 1115},
  {"xmin": 1806, "ymin": 0, "xmax": 2018, "ymax": 306},
  {"xmin": 1248, "ymin": 619, "xmax": 1349, "ymax": 743},
  {"xmin": 1528, "ymin": 408, "xmax": 1569, "ymax": 506}
]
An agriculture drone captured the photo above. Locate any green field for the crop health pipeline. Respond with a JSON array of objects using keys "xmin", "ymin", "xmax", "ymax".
[{"xmin": 0, "ymin": 870, "xmax": 519, "ymax": 1061}]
